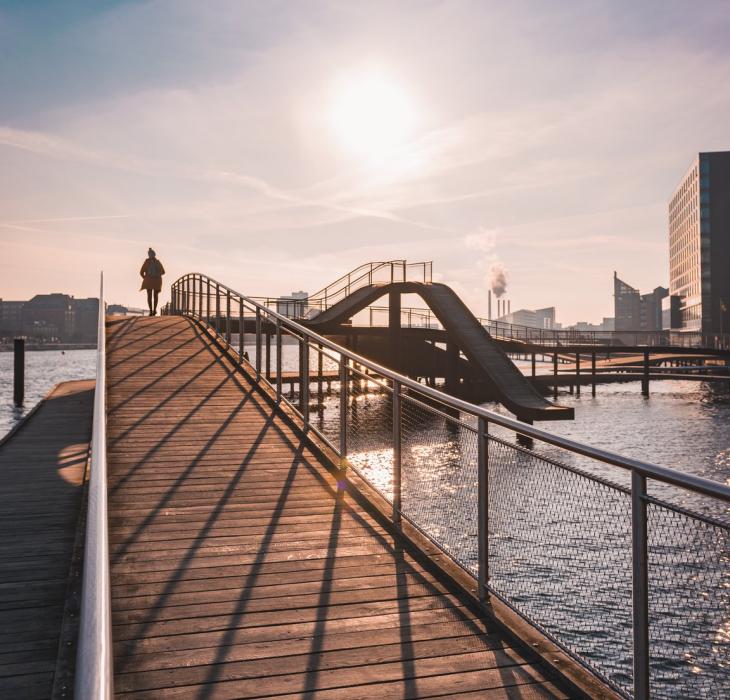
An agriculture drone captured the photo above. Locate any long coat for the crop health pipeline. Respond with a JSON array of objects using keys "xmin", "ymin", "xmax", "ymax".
[{"xmin": 140, "ymin": 258, "xmax": 165, "ymax": 292}]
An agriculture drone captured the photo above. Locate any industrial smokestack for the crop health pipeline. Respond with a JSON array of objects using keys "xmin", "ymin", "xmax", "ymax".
[
  {"xmin": 508, "ymin": 300, "xmax": 511, "ymax": 315},
  {"xmin": 488, "ymin": 290, "xmax": 492, "ymax": 320}
]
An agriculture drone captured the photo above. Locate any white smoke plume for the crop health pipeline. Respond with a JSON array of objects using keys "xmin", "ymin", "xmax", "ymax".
[{"xmin": 489, "ymin": 263, "xmax": 508, "ymax": 298}]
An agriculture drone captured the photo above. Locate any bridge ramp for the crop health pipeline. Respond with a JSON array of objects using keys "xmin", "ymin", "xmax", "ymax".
[
  {"xmin": 106, "ymin": 315, "xmax": 572, "ymax": 698},
  {"xmin": 307, "ymin": 282, "xmax": 573, "ymax": 421}
]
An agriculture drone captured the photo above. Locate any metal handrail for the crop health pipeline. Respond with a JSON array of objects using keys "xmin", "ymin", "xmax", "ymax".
[
  {"xmin": 364, "ymin": 305, "xmax": 730, "ymax": 351},
  {"xmin": 75, "ymin": 274, "xmax": 113, "ymax": 698},
  {"xmin": 171, "ymin": 272, "xmax": 730, "ymax": 700}
]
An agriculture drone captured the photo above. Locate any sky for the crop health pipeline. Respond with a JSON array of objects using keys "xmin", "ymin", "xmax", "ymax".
[{"xmin": 1, "ymin": 0, "xmax": 729, "ymax": 323}]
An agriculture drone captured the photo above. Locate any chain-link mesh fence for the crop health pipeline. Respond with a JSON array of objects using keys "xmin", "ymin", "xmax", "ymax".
[{"xmin": 646, "ymin": 500, "xmax": 730, "ymax": 699}]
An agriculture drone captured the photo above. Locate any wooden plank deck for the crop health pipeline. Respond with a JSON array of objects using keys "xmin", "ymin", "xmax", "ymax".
[
  {"xmin": 0, "ymin": 379, "xmax": 94, "ymax": 699},
  {"xmin": 106, "ymin": 315, "xmax": 576, "ymax": 699}
]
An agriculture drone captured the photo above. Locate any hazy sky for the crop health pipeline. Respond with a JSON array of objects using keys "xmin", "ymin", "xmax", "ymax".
[{"xmin": 1, "ymin": 0, "xmax": 729, "ymax": 323}]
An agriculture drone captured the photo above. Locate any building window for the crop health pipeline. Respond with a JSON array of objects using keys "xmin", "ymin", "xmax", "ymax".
[
  {"xmin": 700, "ymin": 176, "xmax": 710, "ymax": 188},
  {"xmin": 700, "ymin": 160, "xmax": 710, "ymax": 175},
  {"xmin": 700, "ymin": 191, "xmax": 710, "ymax": 204},
  {"xmin": 701, "ymin": 207, "xmax": 710, "ymax": 218}
]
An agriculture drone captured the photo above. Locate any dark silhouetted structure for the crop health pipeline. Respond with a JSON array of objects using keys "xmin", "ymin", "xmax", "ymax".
[{"xmin": 613, "ymin": 273, "xmax": 667, "ymax": 332}]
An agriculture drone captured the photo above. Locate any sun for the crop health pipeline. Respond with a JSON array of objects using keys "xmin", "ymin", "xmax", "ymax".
[{"xmin": 329, "ymin": 71, "xmax": 417, "ymax": 164}]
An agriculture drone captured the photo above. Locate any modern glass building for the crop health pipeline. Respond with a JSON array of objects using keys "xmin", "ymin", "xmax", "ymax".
[{"xmin": 668, "ymin": 151, "xmax": 730, "ymax": 334}]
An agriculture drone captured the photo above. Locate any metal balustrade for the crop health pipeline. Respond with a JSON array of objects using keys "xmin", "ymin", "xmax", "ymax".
[
  {"xmin": 75, "ymin": 274, "xmax": 113, "ymax": 699},
  {"xmin": 364, "ymin": 305, "xmax": 730, "ymax": 351},
  {"xmin": 171, "ymin": 272, "xmax": 730, "ymax": 700}
]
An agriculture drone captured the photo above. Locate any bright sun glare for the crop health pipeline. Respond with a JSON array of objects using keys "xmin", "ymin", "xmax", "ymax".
[{"xmin": 329, "ymin": 72, "xmax": 417, "ymax": 164}]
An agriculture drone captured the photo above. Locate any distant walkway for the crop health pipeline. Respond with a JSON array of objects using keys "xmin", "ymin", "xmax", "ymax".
[
  {"xmin": 106, "ymin": 316, "xmax": 572, "ymax": 699},
  {"xmin": 0, "ymin": 380, "xmax": 93, "ymax": 698}
]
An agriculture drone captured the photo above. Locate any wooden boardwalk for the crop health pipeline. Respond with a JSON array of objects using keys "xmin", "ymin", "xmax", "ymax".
[
  {"xmin": 0, "ymin": 379, "xmax": 94, "ymax": 699},
  {"xmin": 106, "ymin": 316, "xmax": 576, "ymax": 699}
]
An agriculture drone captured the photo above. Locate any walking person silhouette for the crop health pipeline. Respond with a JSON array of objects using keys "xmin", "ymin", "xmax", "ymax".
[{"xmin": 140, "ymin": 248, "xmax": 165, "ymax": 316}]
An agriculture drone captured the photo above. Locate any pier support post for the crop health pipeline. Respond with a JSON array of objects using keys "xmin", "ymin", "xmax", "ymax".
[
  {"xmin": 317, "ymin": 344, "xmax": 324, "ymax": 403},
  {"xmin": 301, "ymin": 340, "xmax": 309, "ymax": 423},
  {"xmin": 275, "ymin": 320, "xmax": 282, "ymax": 403},
  {"xmin": 446, "ymin": 338, "xmax": 459, "ymax": 395},
  {"xmin": 389, "ymin": 290, "xmax": 401, "ymax": 372},
  {"xmin": 642, "ymin": 350, "xmax": 650, "ymax": 397},
  {"xmin": 392, "ymin": 380, "xmax": 402, "ymax": 527},
  {"xmin": 591, "ymin": 352, "xmax": 596, "ymax": 397},
  {"xmin": 13, "ymin": 338, "xmax": 24, "ymax": 405},
  {"xmin": 575, "ymin": 352, "xmax": 581, "ymax": 396},
  {"xmin": 553, "ymin": 352, "xmax": 558, "ymax": 399},
  {"xmin": 477, "ymin": 416, "xmax": 489, "ymax": 602},
  {"xmin": 631, "ymin": 471, "xmax": 650, "ymax": 700},
  {"xmin": 339, "ymin": 358, "xmax": 348, "ymax": 464},
  {"xmin": 265, "ymin": 328, "xmax": 271, "ymax": 381},
  {"xmin": 255, "ymin": 308, "xmax": 262, "ymax": 380},
  {"xmin": 531, "ymin": 353, "xmax": 536, "ymax": 377}
]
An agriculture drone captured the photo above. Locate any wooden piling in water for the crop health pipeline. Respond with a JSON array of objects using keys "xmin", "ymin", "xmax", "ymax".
[{"xmin": 13, "ymin": 338, "xmax": 24, "ymax": 405}]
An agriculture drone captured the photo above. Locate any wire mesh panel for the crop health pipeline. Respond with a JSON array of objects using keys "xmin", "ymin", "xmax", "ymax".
[
  {"xmin": 400, "ymin": 392, "xmax": 479, "ymax": 572},
  {"xmin": 306, "ymin": 344, "xmax": 343, "ymax": 453},
  {"xmin": 646, "ymin": 500, "xmax": 730, "ymax": 699},
  {"xmin": 344, "ymin": 365, "xmax": 394, "ymax": 500},
  {"xmin": 486, "ymin": 435, "xmax": 634, "ymax": 695}
]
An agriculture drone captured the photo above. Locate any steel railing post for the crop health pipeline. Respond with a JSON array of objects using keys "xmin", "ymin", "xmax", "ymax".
[
  {"xmin": 266, "ymin": 324, "xmax": 271, "ymax": 381},
  {"xmin": 631, "ymin": 470, "xmax": 650, "ymax": 700},
  {"xmin": 255, "ymin": 308, "xmax": 262, "ymax": 380},
  {"xmin": 301, "ymin": 339, "xmax": 310, "ymax": 423},
  {"xmin": 226, "ymin": 291, "xmax": 231, "ymax": 345},
  {"xmin": 198, "ymin": 276, "xmax": 202, "ymax": 319},
  {"xmin": 238, "ymin": 298, "xmax": 244, "ymax": 360},
  {"xmin": 276, "ymin": 319, "xmax": 282, "ymax": 402},
  {"xmin": 206, "ymin": 279, "xmax": 211, "ymax": 326},
  {"xmin": 339, "ymin": 357, "xmax": 348, "ymax": 462},
  {"xmin": 392, "ymin": 379, "xmax": 402, "ymax": 526},
  {"xmin": 215, "ymin": 284, "xmax": 220, "ymax": 335},
  {"xmin": 477, "ymin": 416, "xmax": 489, "ymax": 602}
]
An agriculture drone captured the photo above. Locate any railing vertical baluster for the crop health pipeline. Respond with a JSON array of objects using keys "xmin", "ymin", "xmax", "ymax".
[
  {"xmin": 276, "ymin": 319, "xmax": 282, "ymax": 403},
  {"xmin": 477, "ymin": 416, "xmax": 489, "ymax": 602},
  {"xmin": 206, "ymin": 279, "xmax": 211, "ymax": 326},
  {"xmin": 198, "ymin": 276, "xmax": 202, "ymax": 319},
  {"xmin": 339, "ymin": 357, "xmax": 348, "ymax": 461},
  {"xmin": 265, "ymin": 326, "xmax": 271, "ymax": 381},
  {"xmin": 255, "ymin": 308, "xmax": 262, "ymax": 380},
  {"xmin": 392, "ymin": 379, "xmax": 402, "ymax": 526},
  {"xmin": 632, "ymin": 470, "xmax": 651, "ymax": 700},
  {"xmin": 226, "ymin": 291, "xmax": 231, "ymax": 345},
  {"xmin": 238, "ymin": 299, "xmax": 244, "ymax": 361},
  {"xmin": 301, "ymin": 339, "xmax": 309, "ymax": 424},
  {"xmin": 215, "ymin": 284, "xmax": 220, "ymax": 335}
]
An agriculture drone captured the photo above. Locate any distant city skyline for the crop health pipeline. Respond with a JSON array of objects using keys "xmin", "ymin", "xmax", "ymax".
[{"xmin": 2, "ymin": 1, "xmax": 730, "ymax": 324}]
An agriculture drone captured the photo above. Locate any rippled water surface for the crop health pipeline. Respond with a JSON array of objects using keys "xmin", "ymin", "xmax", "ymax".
[{"xmin": 0, "ymin": 349, "xmax": 96, "ymax": 437}]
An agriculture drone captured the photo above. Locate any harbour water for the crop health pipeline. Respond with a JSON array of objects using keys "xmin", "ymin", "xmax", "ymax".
[{"xmin": 0, "ymin": 349, "xmax": 97, "ymax": 438}]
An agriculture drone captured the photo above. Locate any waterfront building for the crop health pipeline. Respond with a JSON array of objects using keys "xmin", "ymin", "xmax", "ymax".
[
  {"xmin": 23, "ymin": 294, "xmax": 75, "ymax": 341},
  {"xmin": 0, "ymin": 300, "xmax": 26, "ymax": 336},
  {"xmin": 73, "ymin": 298, "xmax": 100, "ymax": 341},
  {"xmin": 613, "ymin": 273, "xmax": 667, "ymax": 331},
  {"xmin": 276, "ymin": 290, "xmax": 308, "ymax": 318},
  {"xmin": 499, "ymin": 306, "xmax": 557, "ymax": 329},
  {"xmin": 669, "ymin": 150, "xmax": 730, "ymax": 333}
]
